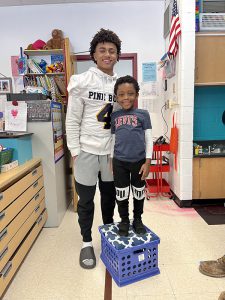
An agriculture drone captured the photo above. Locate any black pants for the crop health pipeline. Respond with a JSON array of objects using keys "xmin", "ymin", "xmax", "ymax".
[
  {"xmin": 75, "ymin": 173, "xmax": 116, "ymax": 242},
  {"xmin": 112, "ymin": 158, "xmax": 146, "ymax": 222}
]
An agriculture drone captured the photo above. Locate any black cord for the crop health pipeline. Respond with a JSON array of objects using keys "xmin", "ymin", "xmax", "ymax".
[{"xmin": 161, "ymin": 104, "xmax": 169, "ymax": 142}]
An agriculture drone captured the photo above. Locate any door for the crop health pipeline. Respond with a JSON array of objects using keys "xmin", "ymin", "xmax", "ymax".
[
  {"xmin": 195, "ymin": 35, "xmax": 225, "ymax": 84},
  {"xmin": 75, "ymin": 53, "xmax": 137, "ymax": 79},
  {"xmin": 199, "ymin": 157, "xmax": 225, "ymax": 199}
]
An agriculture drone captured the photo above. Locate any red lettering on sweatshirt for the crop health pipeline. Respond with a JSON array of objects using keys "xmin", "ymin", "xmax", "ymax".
[{"xmin": 115, "ymin": 115, "xmax": 138, "ymax": 129}]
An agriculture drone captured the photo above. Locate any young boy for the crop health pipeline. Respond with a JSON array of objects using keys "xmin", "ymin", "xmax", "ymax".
[
  {"xmin": 66, "ymin": 28, "xmax": 121, "ymax": 269},
  {"xmin": 111, "ymin": 75, "xmax": 153, "ymax": 237}
]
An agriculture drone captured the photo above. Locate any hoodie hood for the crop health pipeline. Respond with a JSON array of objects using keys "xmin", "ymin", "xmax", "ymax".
[{"xmin": 89, "ymin": 66, "xmax": 117, "ymax": 81}]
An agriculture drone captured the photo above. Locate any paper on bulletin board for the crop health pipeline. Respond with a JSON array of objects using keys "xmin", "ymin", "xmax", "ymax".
[
  {"xmin": 5, "ymin": 101, "xmax": 27, "ymax": 132},
  {"xmin": 142, "ymin": 62, "xmax": 157, "ymax": 82},
  {"xmin": 140, "ymin": 81, "xmax": 158, "ymax": 99},
  {"xmin": 139, "ymin": 98, "xmax": 154, "ymax": 113},
  {"xmin": 139, "ymin": 82, "xmax": 159, "ymax": 113},
  {"xmin": 13, "ymin": 76, "xmax": 24, "ymax": 93}
]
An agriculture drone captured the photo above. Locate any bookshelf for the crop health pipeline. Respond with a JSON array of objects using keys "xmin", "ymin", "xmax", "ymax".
[
  {"xmin": 23, "ymin": 38, "xmax": 78, "ymax": 211},
  {"xmin": 23, "ymin": 38, "xmax": 73, "ymax": 105}
]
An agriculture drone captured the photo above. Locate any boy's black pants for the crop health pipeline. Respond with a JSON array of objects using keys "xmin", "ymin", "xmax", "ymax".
[
  {"xmin": 112, "ymin": 158, "xmax": 146, "ymax": 222},
  {"xmin": 75, "ymin": 173, "xmax": 116, "ymax": 242}
]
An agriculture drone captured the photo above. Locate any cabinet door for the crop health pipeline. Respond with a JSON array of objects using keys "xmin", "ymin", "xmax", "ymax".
[
  {"xmin": 195, "ymin": 35, "xmax": 225, "ymax": 84},
  {"xmin": 193, "ymin": 158, "xmax": 200, "ymax": 199},
  {"xmin": 199, "ymin": 157, "xmax": 225, "ymax": 199}
]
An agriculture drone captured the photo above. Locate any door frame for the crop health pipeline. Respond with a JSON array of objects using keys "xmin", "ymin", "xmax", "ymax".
[{"xmin": 72, "ymin": 53, "xmax": 138, "ymax": 80}]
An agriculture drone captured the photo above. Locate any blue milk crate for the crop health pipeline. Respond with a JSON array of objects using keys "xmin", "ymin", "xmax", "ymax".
[{"xmin": 99, "ymin": 223, "xmax": 160, "ymax": 287}]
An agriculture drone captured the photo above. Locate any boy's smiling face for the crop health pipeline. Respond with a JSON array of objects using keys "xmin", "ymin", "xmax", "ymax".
[
  {"xmin": 116, "ymin": 83, "xmax": 138, "ymax": 110},
  {"xmin": 93, "ymin": 42, "xmax": 118, "ymax": 75}
]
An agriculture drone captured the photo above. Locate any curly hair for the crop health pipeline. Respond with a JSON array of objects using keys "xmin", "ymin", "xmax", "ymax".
[
  {"xmin": 114, "ymin": 75, "xmax": 140, "ymax": 95},
  {"xmin": 90, "ymin": 28, "xmax": 121, "ymax": 63}
]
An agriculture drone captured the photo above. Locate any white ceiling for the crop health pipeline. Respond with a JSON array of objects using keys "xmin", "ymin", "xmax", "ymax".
[{"xmin": 0, "ymin": 0, "xmax": 162, "ymax": 7}]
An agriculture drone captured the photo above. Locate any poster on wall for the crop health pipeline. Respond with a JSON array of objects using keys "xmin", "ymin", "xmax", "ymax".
[
  {"xmin": 11, "ymin": 56, "xmax": 19, "ymax": 77},
  {"xmin": 51, "ymin": 102, "xmax": 64, "ymax": 163},
  {"xmin": 27, "ymin": 100, "xmax": 51, "ymax": 122},
  {"xmin": 142, "ymin": 62, "xmax": 157, "ymax": 82},
  {"xmin": 5, "ymin": 101, "xmax": 27, "ymax": 132}
]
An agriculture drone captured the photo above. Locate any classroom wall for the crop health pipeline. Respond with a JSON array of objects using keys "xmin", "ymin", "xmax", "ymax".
[
  {"xmin": 164, "ymin": 0, "xmax": 195, "ymax": 201},
  {"xmin": 0, "ymin": 0, "xmax": 196, "ymax": 202},
  {"xmin": 0, "ymin": 0, "xmax": 165, "ymax": 138}
]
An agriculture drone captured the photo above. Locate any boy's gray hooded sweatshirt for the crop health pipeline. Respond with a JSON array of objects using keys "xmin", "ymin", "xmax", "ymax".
[{"xmin": 66, "ymin": 67, "xmax": 117, "ymax": 157}]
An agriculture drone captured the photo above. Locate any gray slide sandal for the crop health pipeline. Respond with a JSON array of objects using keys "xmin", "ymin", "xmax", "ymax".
[{"xmin": 79, "ymin": 246, "xmax": 96, "ymax": 269}]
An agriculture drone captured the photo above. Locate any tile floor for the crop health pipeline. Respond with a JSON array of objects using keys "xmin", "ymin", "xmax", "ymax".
[{"xmin": 2, "ymin": 192, "xmax": 225, "ymax": 300}]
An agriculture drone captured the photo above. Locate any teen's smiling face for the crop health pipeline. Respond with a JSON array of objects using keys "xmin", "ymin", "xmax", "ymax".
[
  {"xmin": 116, "ymin": 83, "xmax": 138, "ymax": 110},
  {"xmin": 93, "ymin": 42, "xmax": 118, "ymax": 75}
]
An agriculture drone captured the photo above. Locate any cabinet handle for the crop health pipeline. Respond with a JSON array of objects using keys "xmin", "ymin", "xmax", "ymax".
[
  {"xmin": 0, "ymin": 228, "xmax": 7, "ymax": 241},
  {"xmin": 34, "ymin": 193, "xmax": 40, "ymax": 201},
  {"xmin": 34, "ymin": 205, "xmax": 40, "ymax": 213},
  {"xmin": 32, "ymin": 169, "xmax": 37, "ymax": 176},
  {"xmin": 0, "ymin": 193, "xmax": 3, "ymax": 201},
  {"xmin": 33, "ymin": 181, "xmax": 38, "ymax": 188},
  {"xmin": 0, "ymin": 246, "xmax": 8, "ymax": 261},
  {"xmin": 0, "ymin": 211, "xmax": 5, "ymax": 221},
  {"xmin": 36, "ymin": 214, "xmax": 43, "ymax": 224},
  {"xmin": 0, "ymin": 261, "xmax": 12, "ymax": 278}
]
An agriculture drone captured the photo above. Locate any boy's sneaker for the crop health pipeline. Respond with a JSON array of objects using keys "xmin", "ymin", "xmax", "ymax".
[
  {"xmin": 133, "ymin": 218, "xmax": 147, "ymax": 235},
  {"xmin": 118, "ymin": 221, "xmax": 130, "ymax": 237}
]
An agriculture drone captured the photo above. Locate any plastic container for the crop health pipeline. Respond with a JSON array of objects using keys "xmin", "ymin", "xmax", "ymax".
[
  {"xmin": 0, "ymin": 148, "xmax": 13, "ymax": 167},
  {"xmin": 99, "ymin": 223, "xmax": 160, "ymax": 287}
]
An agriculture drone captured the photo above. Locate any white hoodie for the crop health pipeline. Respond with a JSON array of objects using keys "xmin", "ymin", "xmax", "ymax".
[{"xmin": 66, "ymin": 67, "xmax": 118, "ymax": 157}]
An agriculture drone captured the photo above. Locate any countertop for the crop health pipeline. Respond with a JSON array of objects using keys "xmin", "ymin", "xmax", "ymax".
[
  {"xmin": 193, "ymin": 153, "xmax": 225, "ymax": 158},
  {"xmin": 0, "ymin": 132, "xmax": 33, "ymax": 138}
]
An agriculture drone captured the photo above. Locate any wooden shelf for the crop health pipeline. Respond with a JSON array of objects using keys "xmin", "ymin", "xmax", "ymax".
[
  {"xmin": 196, "ymin": 32, "xmax": 225, "ymax": 36},
  {"xmin": 195, "ymin": 82, "xmax": 225, "ymax": 86},
  {"xmin": 24, "ymin": 72, "xmax": 65, "ymax": 76},
  {"xmin": 24, "ymin": 49, "xmax": 63, "ymax": 56}
]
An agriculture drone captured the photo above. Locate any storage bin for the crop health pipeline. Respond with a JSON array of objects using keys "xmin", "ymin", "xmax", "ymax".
[
  {"xmin": 99, "ymin": 223, "xmax": 160, "ymax": 287},
  {"xmin": 0, "ymin": 148, "xmax": 13, "ymax": 167}
]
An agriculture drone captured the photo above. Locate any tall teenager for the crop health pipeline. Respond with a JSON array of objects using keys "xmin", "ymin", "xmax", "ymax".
[{"xmin": 66, "ymin": 28, "xmax": 121, "ymax": 269}]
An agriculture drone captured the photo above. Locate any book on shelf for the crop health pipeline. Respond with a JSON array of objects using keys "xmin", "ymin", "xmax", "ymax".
[
  {"xmin": 54, "ymin": 76, "xmax": 66, "ymax": 95},
  {"xmin": 27, "ymin": 59, "xmax": 44, "ymax": 74}
]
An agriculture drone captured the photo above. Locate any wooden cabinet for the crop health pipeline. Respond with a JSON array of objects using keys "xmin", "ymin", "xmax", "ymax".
[
  {"xmin": 193, "ymin": 157, "xmax": 225, "ymax": 199},
  {"xmin": 0, "ymin": 159, "xmax": 47, "ymax": 297},
  {"xmin": 195, "ymin": 34, "xmax": 225, "ymax": 85}
]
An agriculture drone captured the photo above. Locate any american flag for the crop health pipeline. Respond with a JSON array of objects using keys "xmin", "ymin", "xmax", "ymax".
[{"xmin": 168, "ymin": 0, "xmax": 181, "ymax": 57}]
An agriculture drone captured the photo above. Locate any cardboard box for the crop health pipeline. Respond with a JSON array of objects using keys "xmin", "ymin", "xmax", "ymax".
[{"xmin": 1, "ymin": 160, "xmax": 18, "ymax": 173}]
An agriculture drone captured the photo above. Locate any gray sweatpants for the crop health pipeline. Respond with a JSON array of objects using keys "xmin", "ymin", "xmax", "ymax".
[{"xmin": 74, "ymin": 151, "xmax": 113, "ymax": 186}]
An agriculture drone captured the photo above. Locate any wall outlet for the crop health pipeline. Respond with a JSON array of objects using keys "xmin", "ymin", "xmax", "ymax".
[
  {"xmin": 165, "ymin": 100, "xmax": 169, "ymax": 109},
  {"xmin": 165, "ymin": 99, "xmax": 177, "ymax": 109}
]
